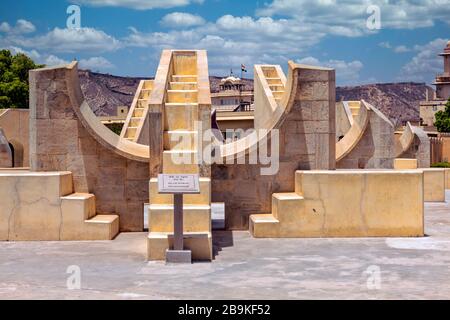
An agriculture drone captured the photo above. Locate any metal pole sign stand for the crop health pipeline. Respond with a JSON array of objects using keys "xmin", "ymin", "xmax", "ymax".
[{"xmin": 158, "ymin": 174, "xmax": 200, "ymax": 264}]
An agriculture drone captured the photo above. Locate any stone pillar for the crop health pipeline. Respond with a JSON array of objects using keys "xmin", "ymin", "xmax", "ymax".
[{"xmin": 281, "ymin": 65, "xmax": 336, "ymax": 170}]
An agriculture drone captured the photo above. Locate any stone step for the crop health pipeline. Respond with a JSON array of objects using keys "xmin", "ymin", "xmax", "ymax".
[
  {"xmin": 164, "ymin": 103, "xmax": 199, "ymax": 131},
  {"xmin": 149, "ymin": 177, "xmax": 210, "ymax": 205},
  {"xmin": 249, "ymin": 214, "xmax": 279, "ymax": 238},
  {"xmin": 125, "ymin": 127, "xmax": 137, "ymax": 138},
  {"xmin": 148, "ymin": 204, "xmax": 211, "ymax": 233},
  {"xmin": 272, "ymin": 193, "xmax": 303, "ymax": 220},
  {"xmin": 167, "ymin": 90, "xmax": 198, "ymax": 103},
  {"xmin": 162, "ymin": 150, "xmax": 199, "ymax": 174},
  {"xmin": 60, "ymin": 191, "xmax": 120, "ymax": 241},
  {"xmin": 266, "ymin": 78, "xmax": 283, "ymax": 85},
  {"xmin": 172, "ymin": 75, "xmax": 198, "ymax": 83},
  {"xmin": 163, "ymin": 130, "xmax": 197, "ymax": 150},
  {"xmin": 133, "ymin": 107, "xmax": 145, "ymax": 118},
  {"xmin": 142, "ymin": 80, "xmax": 154, "ymax": 90},
  {"xmin": 139, "ymin": 89, "xmax": 152, "ymax": 100},
  {"xmin": 137, "ymin": 99, "xmax": 147, "ymax": 108},
  {"xmin": 170, "ymin": 82, "xmax": 197, "ymax": 90},
  {"xmin": 82, "ymin": 215, "xmax": 120, "ymax": 240},
  {"xmin": 130, "ymin": 117, "xmax": 142, "ymax": 128},
  {"xmin": 147, "ymin": 231, "xmax": 212, "ymax": 261},
  {"xmin": 272, "ymin": 91, "xmax": 284, "ymax": 98},
  {"xmin": 61, "ymin": 193, "xmax": 96, "ymax": 220}
]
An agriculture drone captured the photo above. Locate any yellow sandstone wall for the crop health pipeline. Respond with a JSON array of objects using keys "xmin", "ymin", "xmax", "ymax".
[
  {"xmin": 422, "ymin": 168, "xmax": 445, "ymax": 202},
  {"xmin": 250, "ymin": 170, "xmax": 424, "ymax": 238},
  {"xmin": 0, "ymin": 109, "xmax": 29, "ymax": 167}
]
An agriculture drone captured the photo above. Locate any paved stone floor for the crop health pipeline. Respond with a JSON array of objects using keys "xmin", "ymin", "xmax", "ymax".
[{"xmin": 1, "ymin": 193, "xmax": 450, "ymax": 300}]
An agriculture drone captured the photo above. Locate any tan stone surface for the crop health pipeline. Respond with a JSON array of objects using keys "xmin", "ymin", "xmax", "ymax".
[
  {"xmin": 147, "ymin": 232, "xmax": 212, "ymax": 261},
  {"xmin": 394, "ymin": 158, "xmax": 418, "ymax": 169},
  {"xmin": 423, "ymin": 168, "xmax": 445, "ymax": 202},
  {"xmin": 250, "ymin": 170, "xmax": 424, "ymax": 238},
  {"xmin": 0, "ymin": 171, "xmax": 74, "ymax": 241}
]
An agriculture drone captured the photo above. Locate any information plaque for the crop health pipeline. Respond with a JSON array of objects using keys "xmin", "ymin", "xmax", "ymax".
[{"xmin": 158, "ymin": 174, "xmax": 200, "ymax": 194}]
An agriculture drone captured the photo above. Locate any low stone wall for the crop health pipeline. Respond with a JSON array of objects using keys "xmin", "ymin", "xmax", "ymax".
[
  {"xmin": 295, "ymin": 170, "xmax": 424, "ymax": 237},
  {"xmin": 0, "ymin": 171, "xmax": 72, "ymax": 240}
]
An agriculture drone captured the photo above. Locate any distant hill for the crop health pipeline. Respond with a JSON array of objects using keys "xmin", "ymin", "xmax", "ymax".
[
  {"xmin": 336, "ymin": 82, "xmax": 431, "ymax": 127},
  {"xmin": 79, "ymin": 70, "xmax": 429, "ymax": 126}
]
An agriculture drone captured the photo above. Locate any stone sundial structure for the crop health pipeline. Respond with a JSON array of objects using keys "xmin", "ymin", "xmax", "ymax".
[{"xmin": 0, "ymin": 49, "xmax": 437, "ymax": 262}]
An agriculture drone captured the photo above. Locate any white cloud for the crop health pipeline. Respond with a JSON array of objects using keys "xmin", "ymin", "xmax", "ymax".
[
  {"xmin": 79, "ymin": 56, "xmax": 115, "ymax": 70},
  {"xmin": 6, "ymin": 46, "xmax": 41, "ymax": 60},
  {"xmin": 74, "ymin": 0, "xmax": 204, "ymax": 10},
  {"xmin": 393, "ymin": 45, "xmax": 411, "ymax": 53},
  {"xmin": 160, "ymin": 12, "xmax": 205, "ymax": 27},
  {"xmin": 398, "ymin": 38, "xmax": 448, "ymax": 83},
  {"xmin": 297, "ymin": 56, "xmax": 364, "ymax": 85},
  {"xmin": 124, "ymin": 14, "xmax": 323, "ymax": 75},
  {"xmin": 0, "ymin": 22, "xmax": 11, "ymax": 33},
  {"xmin": 8, "ymin": 27, "xmax": 121, "ymax": 53},
  {"xmin": 44, "ymin": 55, "xmax": 69, "ymax": 66},
  {"xmin": 0, "ymin": 19, "xmax": 36, "ymax": 34},
  {"xmin": 258, "ymin": 0, "xmax": 450, "ymax": 34}
]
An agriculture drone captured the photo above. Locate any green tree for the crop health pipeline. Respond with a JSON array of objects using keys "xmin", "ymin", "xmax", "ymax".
[
  {"xmin": 0, "ymin": 49, "xmax": 44, "ymax": 109},
  {"xmin": 435, "ymin": 97, "xmax": 450, "ymax": 132}
]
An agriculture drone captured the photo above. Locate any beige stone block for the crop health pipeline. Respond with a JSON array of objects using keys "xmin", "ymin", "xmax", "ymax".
[
  {"xmin": 147, "ymin": 232, "xmax": 212, "ymax": 261},
  {"xmin": 164, "ymin": 131, "xmax": 197, "ymax": 150},
  {"xmin": 149, "ymin": 204, "xmax": 211, "ymax": 233},
  {"xmin": 423, "ymin": 168, "xmax": 445, "ymax": 202},
  {"xmin": 249, "ymin": 214, "xmax": 280, "ymax": 238},
  {"xmin": 162, "ymin": 150, "xmax": 199, "ymax": 174},
  {"xmin": 444, "ymin": 168, "xmax": 450, "ymax": 189},
  {"xmin": 394, "ymin": 158, "xmax": 418, "ymax": 170},
  {"xmin": 251, "ymin": 170, "xmax": 424, "ymax": 238}
]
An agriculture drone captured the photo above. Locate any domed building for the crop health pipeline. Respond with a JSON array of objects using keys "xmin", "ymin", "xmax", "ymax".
[
  {"xmin": 211, "ymin": 74, "xmax": 254, "ymax": 112},
  {"xmin": 435, "ymin": 40, "xmax": 450, "ymax": 100},
  {"xmin": 420, "ymin": 41, "xmax": 450, "ymax": 127}
]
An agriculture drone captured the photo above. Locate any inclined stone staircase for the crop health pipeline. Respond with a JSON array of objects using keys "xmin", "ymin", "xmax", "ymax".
[
  {"xmin": 120, "ymin": 80, "xmax": 154, "ymax": 142},
  {"xmin": 261, "ymin": 66, "xmax": 286, "ymax": 104},
  {"xmin": 147, "ymin": 51, "xmax": 212, "ymax": 261},
  {"xmin": 347, "ymin": 101, "xmax": 361, "ymax": 118}
]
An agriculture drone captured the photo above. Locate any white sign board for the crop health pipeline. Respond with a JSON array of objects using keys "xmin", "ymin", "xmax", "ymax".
[{"xmin": 158, "ymin": 174, "xmax": 200, "ymax": 194}]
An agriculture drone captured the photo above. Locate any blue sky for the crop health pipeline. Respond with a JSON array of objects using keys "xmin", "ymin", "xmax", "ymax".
[{"xmin": 0, "ymin": 0, "xmax": 449, "ymax": 85}]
